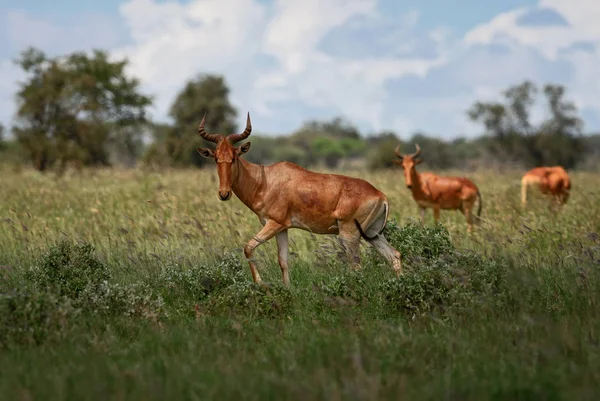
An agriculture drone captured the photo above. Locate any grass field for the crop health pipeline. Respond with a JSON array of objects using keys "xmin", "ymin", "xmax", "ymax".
[{"xmin": 1, "ymin": 166, "xmax": 600, "ymax": 400}]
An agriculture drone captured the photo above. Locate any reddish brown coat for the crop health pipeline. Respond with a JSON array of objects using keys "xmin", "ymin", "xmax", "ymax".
[
  {"xmin": 196, "ymin": 113, "xmax": 403, "ymax": 286},
  {"xmin": 394, "ymin": 144, "xmax": 482, "ymax": 233},
  {"xmin": 521, "ymin": 166, "xmax": 571, "ymax": 206}
]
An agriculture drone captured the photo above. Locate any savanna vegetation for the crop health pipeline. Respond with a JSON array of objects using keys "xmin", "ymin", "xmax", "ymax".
[
  {"xmin": 1, "ymin": 46, "xmax": 600, "ymax": 400},
  {"xmin": 1, "ymin": 47, "xmax": 600, "ymax": 174},
  {"xmin": 1, "ymin": 166, "xmax": 599, "ymax": 400}
]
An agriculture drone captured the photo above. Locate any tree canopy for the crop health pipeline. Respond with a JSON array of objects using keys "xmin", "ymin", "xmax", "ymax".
[
  {"xmin": 1, "ymin": 47, "xmax": 599, "ymax": 172},
  {"xmin": 11, "ymin": 47, "xmax": 152, "ymax": 172}
]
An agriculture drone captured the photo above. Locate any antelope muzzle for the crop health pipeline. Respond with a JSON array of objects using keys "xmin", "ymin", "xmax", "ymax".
[{"xmin": 218, "ymin": 190, "xmax": 232, "ymax": 201}]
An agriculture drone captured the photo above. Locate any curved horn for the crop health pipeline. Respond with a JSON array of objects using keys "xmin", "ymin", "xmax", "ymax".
[
  {"xmin": 197, "ymin": 114, "xmax": 222, "ymax": 143},
  {"xmin": 394, "ymin": 144, "xmax": 403, "ymax": 158},
  {"xmin": 411, "ymin": 143, "xmax": 421, "ymax": 158},
  {"xmin": 227, "ymin": 112, "xmax": 252, "ymax": 144}
]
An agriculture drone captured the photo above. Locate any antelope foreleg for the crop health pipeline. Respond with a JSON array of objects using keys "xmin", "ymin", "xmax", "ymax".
[{"xmin": 243, "ymin": 220, "xmax": 285, "ymax": 284}]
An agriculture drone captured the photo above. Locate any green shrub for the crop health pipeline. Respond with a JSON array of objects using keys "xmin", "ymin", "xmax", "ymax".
[
  {"xmin": 26, "ymin": 240, "xmax": 110, "ymax": 299},
  {"xmin": 379, "ymin": 251, "xmax": 503, "ymax": 319},
  {"xmin": 79, "ymin": 281, "xmax": 165, "ymax": 320},
  {"xmin": 376, "ymin": 219, "xmax": 454, "ymax": 263},
  {"xmin": 23, "ymin": 240, "xmax": 165, "ymax": 321},
  {"xmin": 0, "ymin": 290, "xmax": 74, "ymax": 349},
  {"xmin": 156, "ymin": 251, "xmax": 246, "ymax": 306}
]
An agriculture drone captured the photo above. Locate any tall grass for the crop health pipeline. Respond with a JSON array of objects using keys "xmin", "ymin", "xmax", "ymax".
[{"xmin": 1, "ymin": 166, "xmax": 599, "ymax": 400}]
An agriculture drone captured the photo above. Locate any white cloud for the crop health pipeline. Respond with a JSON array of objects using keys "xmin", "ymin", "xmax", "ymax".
[
  {"xmin": 263, "ymin": 0, "xmax": 377, "ymax": 73},
  {"xmin": 113, "ymin": 0, "xmax": 445, "ymax": 132},
  {"xmin": 114, "ymin": 0, "xmax": 272, "ymax": 122},
  {"xmin": 461, "ymin": 0, "xmax": 600, "ymax": 127},
  {"xmin": 2, "ymin": 0, "xmax": 600, "ymax": 138},
  {"xmin": 0, "ymin": 60, "xmax": 24, "ymax": 129},
  {"xmin": 0, "ymin": 9, "xmax": 128, "ymax": 136}
]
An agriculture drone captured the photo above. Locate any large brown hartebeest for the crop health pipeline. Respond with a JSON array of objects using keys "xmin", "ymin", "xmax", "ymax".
[
  {"xmin": 521, "ymin": 166, "xmax": 571, "ymax": 206},
  {"xmin": 393, "ymin": 144, "xmax": 482, "ymax": 233},
  {"xmin": 196, "ymin": 113, "xmax": 403, "ymax": 286}
]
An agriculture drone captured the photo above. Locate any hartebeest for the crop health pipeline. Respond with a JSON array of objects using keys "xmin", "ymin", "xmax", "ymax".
[
  {"xmin": 196, "ymin": 113, "xmax": 403, "ymax": 286},
  {"xmin": 521, "ymin": 166, "xmax": 571, "ymax": 206},
  {"xmin": 393, "ymin": 144, "xmax": 482, "ymax": 233}
]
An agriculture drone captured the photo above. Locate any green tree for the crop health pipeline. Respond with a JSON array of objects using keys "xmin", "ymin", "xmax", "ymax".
[
  {"xmin": 311, "ymin": 136, "xmax": 344, "ymax": 168},
  {"xmin": 467, "ymin": 80, "xmax": 583, "ymax": 168},
  {"xmin": 404, "ymin": 133, "xmax": 455, "ymax": 170},
  {"xmin": 534, "ymin": 84, "xmax": 584, "ymax": 168},
  {"xmin": 12, "ymin": 47, "xmax": 152, "ymax": 172},
  {"xmin": 164, "ymin": 74, "xmax": 237, "ymax": 167},
  {"xmin": 140, "ymin": 122, "xmax": 173, "ymax": 167},
  {"xmin": 289, "ymin": 116, "xmax": 362, "ymax": 167},
  {"xmin": 366, "ymin": 131, "xmax": 402, "ymax": 170},
  {"xmin": 242, "ymin": 136, "xmax": 277, "ymax": 165},
  {"xmin": 467, "ymin": 81, "xmax": 536, "ymax": 165}
]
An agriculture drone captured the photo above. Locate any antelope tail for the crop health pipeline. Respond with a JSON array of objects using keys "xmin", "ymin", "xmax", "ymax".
[
  {"xmin": 355, "ymin": 203, "xmax": 388, "ymax": 241},
  {"xmin": 477, "ymin": 189, "xmax": 483, "ymax": 218},
  {"xmin": 355, "ymin": 219, "xmax": 377, "ymax": 241}
]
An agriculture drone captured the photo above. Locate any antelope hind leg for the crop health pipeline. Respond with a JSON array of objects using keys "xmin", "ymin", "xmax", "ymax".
[
  {"xmin": 368, "ymin": 234, "xmax": 403, "ymax": 276},
  {"xmin": 275, "ymin": 230, "xmax": 290, "ymax": 286},
  {"xmin": 462, "ymin": 202, "xmax": 474, "ymax": 234},
  {"xmin": 337, "ymin": 221, "xmax": 362, "ymax": 270}
]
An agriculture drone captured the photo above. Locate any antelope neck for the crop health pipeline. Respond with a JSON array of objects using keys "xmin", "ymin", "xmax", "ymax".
[
  {"xmin": 409, "ymin": 168, "xmax": 424, "ymax": 196},
  {"xmin": 231, "ymin": 158, "xmax": 265, "ymax": 211}
]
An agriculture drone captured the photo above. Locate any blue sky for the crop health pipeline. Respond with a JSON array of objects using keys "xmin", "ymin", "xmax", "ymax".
[{"xmin": 1, "ymin": 0, "xmax": 599, "ymax": 139}]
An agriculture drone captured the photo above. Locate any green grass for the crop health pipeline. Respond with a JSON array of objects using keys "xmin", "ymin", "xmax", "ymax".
[{"xmin": 1, "ymin": 166, "xmax": 600, "ymax": 400}]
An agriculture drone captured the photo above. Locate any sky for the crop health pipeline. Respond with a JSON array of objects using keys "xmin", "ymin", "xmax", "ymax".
[{"xmin": 1, "ymin": 0, "xmax": 600, "ymax": 139}]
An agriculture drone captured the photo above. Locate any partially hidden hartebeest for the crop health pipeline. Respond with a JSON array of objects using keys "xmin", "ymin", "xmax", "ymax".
[
  {"xmin": 521, "ymin": 166, "xmax": 571, "ymax": 206},
  {"xmin": 196, "ymin": 113, "xmax": 403, "ymax": 286},
  {"xmin": 393, "ymin": 144, "xmax": 482, "ymax": 233}
]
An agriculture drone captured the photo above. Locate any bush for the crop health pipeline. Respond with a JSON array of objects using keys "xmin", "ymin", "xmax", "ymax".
[
  {"xmin": 379, "ymin": 251, "xmax": 503, "ymax": 319},
  {"xmin": 368, "ymin": 219, "xmax": 454, "ymax": 268},
  {"xmin": 0, "ymin": 290, "xmax": 74, "ymax": 349},
  {"xmin": 24, "ymin": 240, "xmax": 165, "ymax": 320},
  {"xmin": 26, "ymin": 240, "xmax": 110, "ymax": 300},
  {"xmin": 156, "ymin": 251, "xmax": 246, "ymax": 310},
  {"xmin": 372, "ymin": 219, "xmax": 504, "ymax": 319},
  {"xmin": 79, "ymin": 281, "xmax": 165, "ymax": 320}
]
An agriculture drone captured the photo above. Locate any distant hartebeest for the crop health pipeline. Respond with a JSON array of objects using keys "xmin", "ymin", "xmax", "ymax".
[
  {"xmin": 196, "ymin": 113, "xmax": 403, "ymax": 286},
  {"xmin": 521, "ymin": 166, "xmax": 571, "ymax": 206},
  {"xmin": 393, "ymin": 144, "xmax": 482, "ymax": 233}
]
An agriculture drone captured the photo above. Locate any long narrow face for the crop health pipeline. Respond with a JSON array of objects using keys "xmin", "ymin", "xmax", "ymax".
[
  {"xmin": 393, "ymin": 144, "xmax": 422, "ymax": 189},
  {"xmin": 195, "ymin": 112, "xmax": 253, "ymax": 201},
  {"xmin": 394, "ymin": 156, "xmax": 422, "ymax": 189},
  {"xmin": 197, "ymin": 140, "xmax": 251, "ymax": 201}
]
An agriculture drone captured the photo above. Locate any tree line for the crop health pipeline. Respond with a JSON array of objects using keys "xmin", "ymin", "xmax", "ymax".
[{"xmin": 1, "ymin": 46, "xmax": 599, "ymax": 173}]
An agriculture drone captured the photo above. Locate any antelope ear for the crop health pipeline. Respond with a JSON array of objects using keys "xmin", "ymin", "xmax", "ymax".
[
  {"xmin": 393, "ymin": 160, "xmax": 402, "ymax": 166},
  {"xmin": 238, "ymin": 142, "xmax": 251, "ymax": 155},
  {"xmin": 414, "ymin": 158, "xmax": 423, "ymax": 165},
  {"xmin": 197, "ymin": 147, "xmax": 215, "ymax": 158}
]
